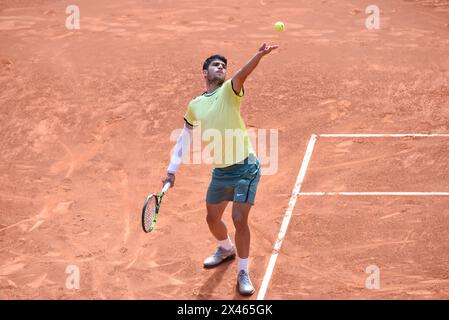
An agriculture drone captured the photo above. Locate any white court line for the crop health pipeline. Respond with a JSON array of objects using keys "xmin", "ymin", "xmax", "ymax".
[
  {"xmin": 257, "ymin": 134, "xmax": 317, "ymax": 301},
  {"xmin": 257, "ymin": 133, "xmax": 449, "ymax": 299},
  {"xmin": 320, "ymin": 133, "xmax": 449, "ymax": 137},
  {"xmin": 299, "ymin": 192, "xmax": 449, "ymax": 196}
]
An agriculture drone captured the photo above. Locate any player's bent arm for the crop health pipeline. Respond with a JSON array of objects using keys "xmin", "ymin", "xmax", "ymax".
[{"xmin": 166, "ymin": 123, "xmax": 193, "ymax": 175}]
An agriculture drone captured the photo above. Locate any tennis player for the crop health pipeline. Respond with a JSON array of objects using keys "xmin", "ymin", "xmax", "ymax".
[{"xmin": 162, "ymin": 43, "xmax": 278, "ymax": 296}]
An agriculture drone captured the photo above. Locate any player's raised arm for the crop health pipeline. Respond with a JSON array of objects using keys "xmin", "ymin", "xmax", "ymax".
[{"xmin": 231, "ymin": 43, "xmax": 279, "ymax": 94}]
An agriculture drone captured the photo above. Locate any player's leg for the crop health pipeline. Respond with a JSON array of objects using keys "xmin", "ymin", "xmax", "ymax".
[
  {"xmin": 231, "ymin": 155, "xmax": 261, "ymax": 295},
  {"xmin": 206, "ymin": 201, "xmax": 229, "ymax": 242},
  {"xmin": 232, "ymin": 156, "xmax": 261, "ymax": 260},
  {"xmin": 232, "ymin": 202, "xmax": 252, "ymax": 259},
  {"xmin": 203, "ymin": 201, "xmax": 236, "ymax": 268},
  {"xmin": 232, "ymin": 201, "xmax": 256, "ymax": 296}
]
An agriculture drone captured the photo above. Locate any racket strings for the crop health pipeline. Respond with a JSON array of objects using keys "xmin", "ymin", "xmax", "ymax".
[{"xmin": 144, "ymin": 198, "xmax": 157, "ymax": 231}]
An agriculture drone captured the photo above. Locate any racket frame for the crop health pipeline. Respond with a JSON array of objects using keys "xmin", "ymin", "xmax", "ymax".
[{"xmin": 141, "ymin": 182, "xmax": 171, "ymax": 233}]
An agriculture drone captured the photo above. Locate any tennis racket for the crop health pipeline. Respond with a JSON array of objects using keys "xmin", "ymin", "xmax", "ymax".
[{"xmin": 141, "ymin": 182, "xmax": 171, "ymax": 233}]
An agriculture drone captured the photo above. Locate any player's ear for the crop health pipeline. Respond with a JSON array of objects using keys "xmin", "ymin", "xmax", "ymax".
[{"xmin": 202, "ymin": 69, "xmax": 208, "ymax": 77}]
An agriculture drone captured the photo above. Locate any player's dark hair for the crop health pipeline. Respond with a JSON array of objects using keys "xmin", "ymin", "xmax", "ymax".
[{"xmin": 202, "ymin": 54, "xmax": 227, "ymax": 70}]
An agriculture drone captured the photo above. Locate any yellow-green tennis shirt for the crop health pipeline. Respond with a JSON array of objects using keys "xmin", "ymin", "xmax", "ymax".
[{"xmin": 184, "ymin": 79, "xmax": 255, "ymax": 168}]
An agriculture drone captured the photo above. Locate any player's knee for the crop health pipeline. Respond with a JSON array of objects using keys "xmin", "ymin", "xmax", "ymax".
[{"xmin": 206, "ymin": 213, "xmax": 219, "ymax": 226}]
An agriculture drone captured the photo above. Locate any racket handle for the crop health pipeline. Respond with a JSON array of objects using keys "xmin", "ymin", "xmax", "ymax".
[{"xmin": 161, "ymin": 182, "xmax": 171, "ymax": 194}]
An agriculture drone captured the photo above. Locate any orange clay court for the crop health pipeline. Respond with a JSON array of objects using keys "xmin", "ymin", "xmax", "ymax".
[{"xmin": 1, "ymin": 0, "xmax": 449, "ymax": 299}]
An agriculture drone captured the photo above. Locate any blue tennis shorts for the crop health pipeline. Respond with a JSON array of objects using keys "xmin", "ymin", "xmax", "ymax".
[{"xmin": 206, "ymin": 154, "xmax": 261, "ymax": 205}]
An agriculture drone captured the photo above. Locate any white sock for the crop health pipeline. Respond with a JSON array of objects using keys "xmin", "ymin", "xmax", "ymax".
[
  {"xmin": 238, "ymin": 257, "xmax": 249, "ymax": 273},
  {"xmin": 218, "ymin": 236, "xmax": 233, "ymax": 251}
]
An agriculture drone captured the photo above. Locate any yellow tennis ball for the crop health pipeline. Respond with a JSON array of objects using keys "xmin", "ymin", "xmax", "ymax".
[{"xmin": 274, "ymin": 21, "xmax": 285, "ymax": 32}]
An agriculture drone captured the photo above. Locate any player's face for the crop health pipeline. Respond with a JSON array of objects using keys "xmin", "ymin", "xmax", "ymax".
[{"xmin": 206, "ymin": 60, "xmax": 226, "ymax": 84}]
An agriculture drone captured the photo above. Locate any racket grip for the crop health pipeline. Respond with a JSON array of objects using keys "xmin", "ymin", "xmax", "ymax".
[{"xmin": 162, "ymin": 182, "xmax": 171, "ymax": 194}]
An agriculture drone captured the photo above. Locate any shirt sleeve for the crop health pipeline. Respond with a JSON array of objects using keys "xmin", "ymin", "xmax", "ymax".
[
  {"xmin": 221, "ymin": 79, "xmax": 244, "ymax": 108},
  {"xmin": 183, "ymin": 102, "xmax": 196, "ymax": 127}
]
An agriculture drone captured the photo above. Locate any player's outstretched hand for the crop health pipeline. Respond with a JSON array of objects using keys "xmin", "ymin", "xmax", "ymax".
[
  {"xmin": 258, "ymin": 43, "xmax": 279, "ymax": 56},
  {"xmin": 162, "ymin": 173, "xmax": 175, "ymax": 188}
]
